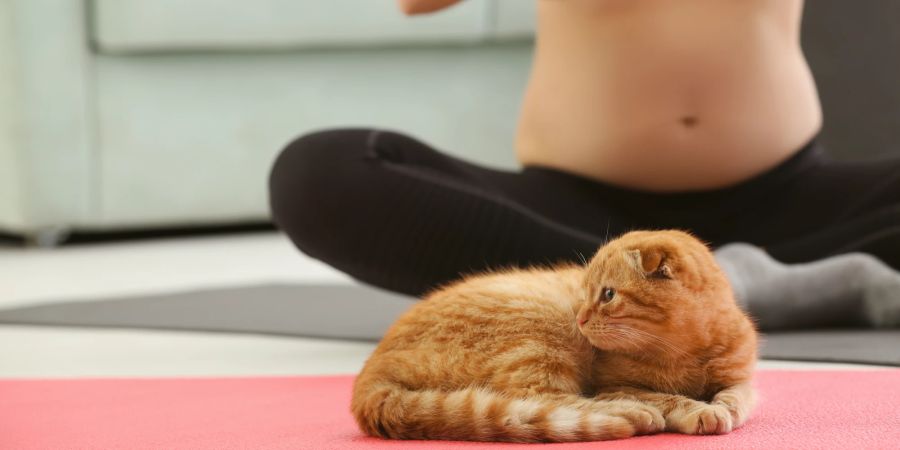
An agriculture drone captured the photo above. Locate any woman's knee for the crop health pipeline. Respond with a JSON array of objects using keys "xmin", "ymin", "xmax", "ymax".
[
  {"xmin": 271, "ymin": 128, "xmax": 372, "ymax": 180},
  {"xmin": 268, "ymin": 128, "xmax": 375, "ymax": 255}
]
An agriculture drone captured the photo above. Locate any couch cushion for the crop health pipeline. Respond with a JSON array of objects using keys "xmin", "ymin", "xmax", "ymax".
[
  {"xmin": 92, "ymin": 0, "xmax": 490, "ymax": 53},
  {"xmin": 494, "ymin": 0, "xmax": 537, "ymax": 39}
]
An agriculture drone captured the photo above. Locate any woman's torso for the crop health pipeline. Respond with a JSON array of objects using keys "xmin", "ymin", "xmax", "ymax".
[{"xmin": 515, "ymin": 0, "xmax": 822, "ymax": 191}]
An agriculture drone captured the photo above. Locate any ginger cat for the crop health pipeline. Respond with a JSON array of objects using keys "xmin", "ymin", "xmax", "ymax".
[{"xmin": 352, "ymin": 230, "xmax": 758, "ymax": 442}]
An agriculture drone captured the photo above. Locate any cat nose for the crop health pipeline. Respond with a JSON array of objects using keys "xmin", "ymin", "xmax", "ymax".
[{"xmin": 578, "ymin": 312, "xmax": 590, "ymax": 326}]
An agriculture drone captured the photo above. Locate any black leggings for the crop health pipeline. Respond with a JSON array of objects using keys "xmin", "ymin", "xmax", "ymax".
[{"xmin": 269, "ymin": 128, "xmax": 900, "ymax": 297}]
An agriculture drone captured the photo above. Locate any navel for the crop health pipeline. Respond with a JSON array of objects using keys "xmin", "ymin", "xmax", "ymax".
[
  {"xmin": 679, "ymin": 116, "xmax": 697, "ymax": 128},
  {"xmin": 679, "ymin": 116, "xmax": 699, "ymax": 128}
]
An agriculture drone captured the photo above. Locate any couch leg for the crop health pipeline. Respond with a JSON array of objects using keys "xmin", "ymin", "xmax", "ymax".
[{"xmin": 26, "ymin": 226, "xmax": 71, "ymax": 248}]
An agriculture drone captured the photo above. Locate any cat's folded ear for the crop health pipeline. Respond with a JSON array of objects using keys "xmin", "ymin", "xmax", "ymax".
[{"xmin": 625, "ymin": 249, "xmax": 673, "ymax": 279}]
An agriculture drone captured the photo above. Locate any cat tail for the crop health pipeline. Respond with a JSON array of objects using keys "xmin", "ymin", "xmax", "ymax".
[{"xmin": 351, "ymin": 383, "xmax": 648, "ymax": 442}]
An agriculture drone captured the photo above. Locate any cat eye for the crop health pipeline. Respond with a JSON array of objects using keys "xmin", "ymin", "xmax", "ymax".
[{"xmin": 599, "ymin": 287, "xmax": 616, "ymax": 304}]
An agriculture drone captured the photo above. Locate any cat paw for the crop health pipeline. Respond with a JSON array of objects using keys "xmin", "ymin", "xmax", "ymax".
[
  {"xmin": 606, "ymin": 400, "xmax": 665, "ymax": 435},
  {"xmin": 678, "ymin": 404, "xmax": 733, "ymax": 435}
]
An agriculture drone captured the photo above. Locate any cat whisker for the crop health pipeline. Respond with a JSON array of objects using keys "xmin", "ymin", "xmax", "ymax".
[
  {"xmin": 629, "ymin": 329, "xmax": 691, "ymax": 357},
  {"xmin": 575, "ymin": 250, "xmax": 588, "ymax": 266},
  {"xmin": 600, "ymin": 327, "xmax": 646, "ymax": 352},
  {"xmin": 606, "ymin": 324, "xmax": 693, "ymax": 360},
  {"xmin": 602, "ymin": 326, "xmax": 656, "ymax": 350}
]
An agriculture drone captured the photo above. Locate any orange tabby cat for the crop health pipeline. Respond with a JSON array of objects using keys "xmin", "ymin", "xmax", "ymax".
[{"xmin": 352, "ymin": 230, "xmax": 758, "ymax": 442}]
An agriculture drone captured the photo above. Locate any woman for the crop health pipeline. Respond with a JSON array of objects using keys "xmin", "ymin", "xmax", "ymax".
[{"xmin": 269, "ymin": 0, "xmax": 900, "ymax": 327}]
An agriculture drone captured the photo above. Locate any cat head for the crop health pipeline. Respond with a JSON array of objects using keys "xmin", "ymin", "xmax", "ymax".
[{"xmin": 576, "ymin": 229, "xmax": 736, "ymax": 356}]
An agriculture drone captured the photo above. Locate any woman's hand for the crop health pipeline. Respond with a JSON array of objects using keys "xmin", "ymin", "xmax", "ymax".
[{"xmin": 397, "ymin": 0, "xmax": 464, "ymax": 15}]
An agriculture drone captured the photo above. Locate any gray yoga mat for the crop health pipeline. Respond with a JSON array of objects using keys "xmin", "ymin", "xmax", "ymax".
[
  {"xmin": 0, "ymin": 284, "xmax": 415, "ymax": 341},
  {"xmin": 1, "ymin": 284, "xmax": 898, "ymax": 366}
]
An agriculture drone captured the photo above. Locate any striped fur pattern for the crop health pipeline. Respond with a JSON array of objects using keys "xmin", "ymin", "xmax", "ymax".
[{"xmin": 352, "ymin": 230, "xmax": 757, "ymax": 442}]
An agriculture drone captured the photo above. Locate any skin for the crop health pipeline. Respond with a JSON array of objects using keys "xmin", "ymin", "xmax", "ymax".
[
  {"xmin": 398, "ymin": 0, "xmax": 822, "ymax": 191},
  {"xmin": 397, "ymin": 0, "xmax": 462, "ymax": 15}
]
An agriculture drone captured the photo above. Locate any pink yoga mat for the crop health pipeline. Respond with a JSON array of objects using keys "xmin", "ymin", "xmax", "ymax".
[{"xmin": 2, "ymin": 371, "xmax": 899, "ymax": 450}]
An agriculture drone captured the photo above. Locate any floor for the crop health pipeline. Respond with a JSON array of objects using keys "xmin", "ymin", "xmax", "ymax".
[
  {"xmin": 2, "ymin": 232, "xmax": 350, "ymax": 309},
  {"xmin": 0, "ymin": 231, "xmax": 888, "ymax": 378}
]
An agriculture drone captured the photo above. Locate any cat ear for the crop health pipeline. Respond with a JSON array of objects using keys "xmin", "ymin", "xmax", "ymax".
[{"xmin": 625, "ymin": 249, "xmax": 673, "ymax": 279}]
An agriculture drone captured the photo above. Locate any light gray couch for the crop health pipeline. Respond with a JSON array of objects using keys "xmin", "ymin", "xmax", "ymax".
[{"xmin": 0, "ymin": 0, "xmax": 535, "ymax": 243}]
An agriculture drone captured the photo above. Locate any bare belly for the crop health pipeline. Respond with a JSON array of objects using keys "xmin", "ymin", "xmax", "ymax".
[{"xmin": 515, "ymin": 0, "xmax": 822, "ymax": 191}]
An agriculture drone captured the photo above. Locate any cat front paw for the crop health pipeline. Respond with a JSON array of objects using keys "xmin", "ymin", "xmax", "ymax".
[
  {"xmin": 677, "ymin": 403, "xmax": 733, "ymax": 435},
  {"xmin": 604, "ymin": 400, "xmax": 666, "ymax": 435}
]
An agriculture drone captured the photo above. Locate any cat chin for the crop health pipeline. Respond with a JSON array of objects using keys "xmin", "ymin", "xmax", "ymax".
[
  {"xmin": 582, "ymin": 330, "xmax": 644, "ymax": 353},
  {"xmin": 582, "ymin": 333, "xmax": 618, "ymax": 351}
]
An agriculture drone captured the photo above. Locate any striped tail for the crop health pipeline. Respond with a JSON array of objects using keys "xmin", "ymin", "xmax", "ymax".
[{"xmin": 351, "ymin": 384, "xmax": 661, "ymax": 442}]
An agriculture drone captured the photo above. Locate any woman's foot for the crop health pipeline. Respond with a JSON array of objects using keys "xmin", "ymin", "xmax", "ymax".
[{"xmin": 714, "ymin": 243, "xmax": 900, "ymax": 330}]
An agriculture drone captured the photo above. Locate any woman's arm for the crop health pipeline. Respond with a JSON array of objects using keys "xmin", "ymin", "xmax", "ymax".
[{"xmin": 397, "ymin": 0, "xmax": 463, "ymax": 15}]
